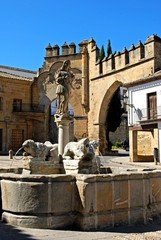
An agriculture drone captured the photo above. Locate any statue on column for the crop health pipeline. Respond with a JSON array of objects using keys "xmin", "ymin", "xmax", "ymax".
[{"xmin": 54, "ymin": 60, "xmax": 74, "ymax": 119}]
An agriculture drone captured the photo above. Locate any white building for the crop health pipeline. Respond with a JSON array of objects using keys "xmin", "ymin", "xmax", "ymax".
[{"xmin": 125, "ymin": 70, "xmax": 161, "ymax": 163}]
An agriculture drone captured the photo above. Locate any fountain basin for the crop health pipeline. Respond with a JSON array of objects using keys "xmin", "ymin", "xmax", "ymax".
[{"xmin": 1, "ymin": 171, "xmax": 161, "ymax": 230}]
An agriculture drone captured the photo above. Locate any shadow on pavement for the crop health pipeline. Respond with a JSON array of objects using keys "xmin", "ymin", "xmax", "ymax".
[
  {"xmin": 0, "ymin": 221, "xmax": 37, "ymax": 240},
  {"xmin": 0, "ymin": 218, "xmax": 161, "ymax": 240},
  {"xmin": 98, "ymin": 217, "xmax": 161, "ymax": 234}
]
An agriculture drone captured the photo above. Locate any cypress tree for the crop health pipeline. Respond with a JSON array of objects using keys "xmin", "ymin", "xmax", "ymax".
[
  {"xmin": 99, "ymin": 45, "xmax": 105, "ymax": 61},
  {"xmin": 107, "ymin": 39, "xmax": 112, "ymax": 57}
]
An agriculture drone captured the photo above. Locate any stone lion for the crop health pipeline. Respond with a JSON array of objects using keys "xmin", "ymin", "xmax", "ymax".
[
  {"xmin": 22, "ymin": 139, "xmax": 58, "ymax": 161},
  {"xmin": 63, "ymin": 138, "xmax": 91, "ymax": 160}
]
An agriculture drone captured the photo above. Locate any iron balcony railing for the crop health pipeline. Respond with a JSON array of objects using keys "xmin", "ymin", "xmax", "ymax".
[
  {"xmin": 13, "ymin": 103, "xmax": 45, "ymax": 113},
  {"xmin": 134, "ymin": 106, "xmax": 161, "ymax": 122}
]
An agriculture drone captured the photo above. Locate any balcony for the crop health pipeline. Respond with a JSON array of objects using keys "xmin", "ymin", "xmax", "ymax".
[
  {"xmin": 133, "ymin": 106, "xmax": 161, "ymax": 128},
  {"xmin": 13, "ymin": 103, "xmax": 45, "ymax": 113}
]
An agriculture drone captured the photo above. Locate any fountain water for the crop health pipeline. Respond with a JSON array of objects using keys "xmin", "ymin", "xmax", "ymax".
[{"xmin": 9, "ymin": 147, "xmax": 24, "ymax": 169}]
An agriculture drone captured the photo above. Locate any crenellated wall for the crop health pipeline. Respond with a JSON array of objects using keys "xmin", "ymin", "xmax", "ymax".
[
  {"xmin": 43, "ymin": 34, "xmax": 161, "ymax": 79},
  {"xmin": 89, "ymin": 35, "xmax": 161, "ymax": 78}
]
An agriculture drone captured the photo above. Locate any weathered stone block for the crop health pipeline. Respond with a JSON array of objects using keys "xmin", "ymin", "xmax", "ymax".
[
  {"xmin": 113, "ymin": 210, "xmax": 129, "ymax": 225},
  {"xmin": 150, "ymin": 176, "xmax": 161, "ymax": 203},
  {"xmin": 113, "ymin": 180, "xmax": 128, "ymax": 209},
  {"xmin": 1, "ymin": 174, "xmax": 76, "ymax": 215},
  {"xmin": 2, "ymin": 212, "xmax": 75, "ymax": 229},
  {"xmin": 1, "ymin": 180, "xmax": 49, "ymax": 213},
  {"xmin": 130, "ymin": 178, "xmax": 144, "ymax": 208},
  {"xmin": 96, "ymin": 181, "xmax": 113, "ymax": 212},
  {"xmin": 130, "ymin": 209, "xmax": 145, "ymax": 224},
  {"xmin": 50, "ymin": 181, "xmax": 75, "ymax": 213},
  {"xmin": 96, "ymin": 212, "xmax": 113, "ymax": 229}
]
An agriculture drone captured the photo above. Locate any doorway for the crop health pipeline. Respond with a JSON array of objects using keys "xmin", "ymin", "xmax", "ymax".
[
  {"xmin": 147, "ymin": 92, "xmax": 157, "ymax": 120},
  {"xmin": 11, "ymin": 129, "xmax": 24, "ymax": 152}
]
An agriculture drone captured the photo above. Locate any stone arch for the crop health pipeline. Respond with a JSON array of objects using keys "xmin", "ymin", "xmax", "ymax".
[
  {"xmin": 38, "ymin": 61, "xmax": 82, "ymax": 111},
  {"xmin": 98, "ymin": 80, "xmax": 122, "ymax": 153}
]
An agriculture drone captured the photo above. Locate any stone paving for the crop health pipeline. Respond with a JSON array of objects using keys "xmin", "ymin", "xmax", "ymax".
[
  {"xmin": 1, "ymin": 152, "xmax": 161, "ymax": 239},
  {"xmin": 1, "ymin": 219, "xmax": 161, "ymax": 240}
]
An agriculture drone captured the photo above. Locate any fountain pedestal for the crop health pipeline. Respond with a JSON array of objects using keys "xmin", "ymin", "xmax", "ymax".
[
  {"xmin": 63, "ymin": 158, "xmax": 99, "ymax": 174},
  {"xmin": 54, "ymin": 114, "xmax": 73, "ymax": 158},
  {"xmin": 22, "ymin": 157, "xmax": 64, "ymax": 174}
]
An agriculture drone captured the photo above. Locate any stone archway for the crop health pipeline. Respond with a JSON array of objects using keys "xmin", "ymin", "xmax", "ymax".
[{"xmin": 98, "ymin": 81, "xmax": 122, "ymax": 153}]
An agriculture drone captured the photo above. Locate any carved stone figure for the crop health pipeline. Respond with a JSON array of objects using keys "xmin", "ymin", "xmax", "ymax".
[
  {"xmin": 55, "ymin": 60, "xmax": 74, "ymax": 117},
  {"xmin": 63, "ymin": 138, "xmax": 101, "ymax": 174},
  {"xmin": 63, "ymin": 138, "xmax": 99, "ymax": 161},
  {"xmin": 22, "ymin": 139, "xmax": 59, "ymax": 161},
  {"xmin": 63, "ymin": 138, "xmax": 89, "ymax": 160}
]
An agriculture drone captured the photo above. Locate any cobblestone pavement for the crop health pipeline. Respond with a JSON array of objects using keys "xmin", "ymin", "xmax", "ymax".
[{"xmin": 1, "ymin": 153, "xmax": 161, "ymax": 239}]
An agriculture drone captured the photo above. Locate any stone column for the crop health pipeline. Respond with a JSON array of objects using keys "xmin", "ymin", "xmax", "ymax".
[{"xmin": 55, "ymin": 117, "xmax": 73, "ymax": 157}]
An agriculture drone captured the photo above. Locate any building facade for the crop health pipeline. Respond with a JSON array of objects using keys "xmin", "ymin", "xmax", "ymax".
[
  {"xmin": 126, "ymin": 71, "xmax": 161, "ymax": 162},
  {"xmin": 0, "ymin": 66, "xmax": 45, "ymax": 153}
]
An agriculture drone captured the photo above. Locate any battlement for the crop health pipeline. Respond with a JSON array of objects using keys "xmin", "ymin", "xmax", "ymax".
[
  {"xmin": 45, "ymin": 38, "xmax": 96, "ymax": 58},
  {"xmin": 44, "ymin": 34, "xmax": 161, "ymax": 78},
  {"xmin": 92, "ymin": 34, "xmax": 161, "ymax": 78},
  {"xmin": 46, "ymin": 41, "xmax": 86, "ymax": 57}
]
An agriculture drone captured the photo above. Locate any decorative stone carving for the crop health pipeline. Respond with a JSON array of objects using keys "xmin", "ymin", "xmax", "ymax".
[
  {"xmin": 43, "ymin": 73, "xmax": 54, "ymax": 93},
  {"xmin": 71, "ymin": 78, "xmax": 82, "ymax": 89},
  {"xmin": 54, "ymin": 60, "xmax": 74, "ymax": 119},
  {"xmin": 63, "ymin": 138, "xmax": 100, "ymax": 174},
  {"xmin": 22, "ymin": 139, "xmax": 59, "ymax": 162},
  {"xmin": 63, "ymin": 138, "xmax": 89, "ymax": 160}
]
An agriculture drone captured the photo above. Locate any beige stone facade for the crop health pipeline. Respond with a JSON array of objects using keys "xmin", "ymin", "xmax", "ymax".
[
  {"xmin": 0, "ymin": 68, "xmax": 43, "ymax": 153},
  {"xmin": 1, "ymin": 34, "xmax": 161, "ymax": 154}
]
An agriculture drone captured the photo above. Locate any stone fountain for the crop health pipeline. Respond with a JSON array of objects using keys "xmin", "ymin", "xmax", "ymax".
[{"xmin": 21, "ymin": 59, "xmax": 100, "ymax": 175}]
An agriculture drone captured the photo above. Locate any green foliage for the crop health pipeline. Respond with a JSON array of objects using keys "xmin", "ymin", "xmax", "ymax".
[
  {"xmin": 113, "ymin": 141, "xmax": 122, "ymax": 148},
  {"xmin": 107, "ymin": 39, "xmax": 112, "ymax": 57},
  {"xmin": 99, "ymin": 40, "xmax": 113, "ymax": 60},
  {"xmin": 99, "ymin": 45, "xmax": 105, "ymax": 61}
]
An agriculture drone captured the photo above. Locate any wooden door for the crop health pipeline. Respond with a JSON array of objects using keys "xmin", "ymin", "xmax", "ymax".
[
  {"xmin": 147, "ymin": 92, "xmax": 157, "ymax": 119},
  {"xmin": 11, "ymin": 129, "xmax": 24, "ymax": 152}
]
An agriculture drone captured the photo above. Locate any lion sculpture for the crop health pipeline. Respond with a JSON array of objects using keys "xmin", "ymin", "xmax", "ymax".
[
  {"xmin": 22, "ymin": 139, "xmax": 58, "ymax": 161},
  {"xmin": 63, "ymin": 138, "xmax": 99, "ymax": 161}
]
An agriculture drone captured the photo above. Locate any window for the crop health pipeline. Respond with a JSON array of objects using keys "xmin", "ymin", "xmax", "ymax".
[{"xmin": 13, "ymin": 99, "xmax": 22, "ymax": 112}]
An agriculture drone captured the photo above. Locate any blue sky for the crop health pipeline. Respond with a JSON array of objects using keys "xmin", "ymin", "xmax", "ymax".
[{"xmin": 0, "ymin": 0, "xmax": 161, "ymax": 71}]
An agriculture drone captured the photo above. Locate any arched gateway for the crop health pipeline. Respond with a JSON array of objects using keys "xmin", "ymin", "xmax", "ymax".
[{"xmin": 32, "ymin": 35, "xmax": 161, "ymax": 154}]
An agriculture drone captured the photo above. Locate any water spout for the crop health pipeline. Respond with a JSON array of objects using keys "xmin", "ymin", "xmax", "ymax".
[
  {"xmin": 89, "ymin": 142, "xmax": 100, "ymax": 173},
  {"xmin": 9, "ymin": 147, "xmax": 24, "ymax": 169}
]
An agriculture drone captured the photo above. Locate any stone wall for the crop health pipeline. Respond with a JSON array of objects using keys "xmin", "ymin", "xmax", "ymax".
[{"xmin": 1, "ymin": 171, "xmax": 161, "ymax": 230}]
